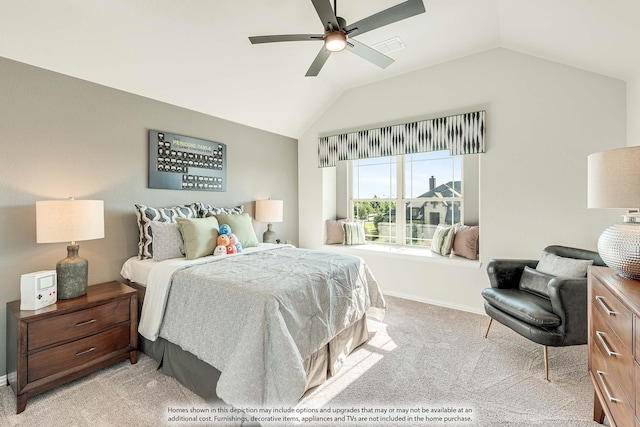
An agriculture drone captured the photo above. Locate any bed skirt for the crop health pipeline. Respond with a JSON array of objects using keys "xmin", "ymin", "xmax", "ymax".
[{"xmin": 139, "ymin": 315, "xmax": 369, "ymax": 404}]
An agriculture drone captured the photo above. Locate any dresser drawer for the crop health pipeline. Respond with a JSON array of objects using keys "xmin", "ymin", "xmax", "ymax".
[
  {"xmin": 28, "ymin": 323, "xmax": 131, "ymax": 383},
  {"xmin": 592, "ymin": 303, "xmax": 633, "ymax": 405},
  {"xmin": 28, "ymin": 299, "xmax": 130, "ymax": 350},
  {"xmin": 592, "ymin": 342, "xmax": 634, "ymax": 427},
  {"xmin": 636, "ymin": 361, "xmax": 640, "ymax": 422},
  {"xmin": 591, "ymin": 276, "xmax": 633, "ymax": 351}
]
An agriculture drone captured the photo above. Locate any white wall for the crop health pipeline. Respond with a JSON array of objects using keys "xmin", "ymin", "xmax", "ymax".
[
  {"xmin": 628, "ymin": 78, "xmax": 640, "ymax": 147},
  {"xmin": 298, "ymin": 48, "xmax": 625, "ymax": 313}
]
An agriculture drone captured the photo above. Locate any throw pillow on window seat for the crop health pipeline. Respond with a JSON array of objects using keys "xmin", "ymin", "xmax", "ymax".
[
  {"xmin": 343, "ymin": 221, "xmax": 366, "ymax": 245},
  {"xmin": 326, "ymin": 219, "xmax": 348, "ymax": 244},
  {"xmin": 452, "ymin": 225, "xmax": 479, "ymax": 260},
  {"xmin": 431, "ymin": 224, "xmax": 455, "ymax": 256}
]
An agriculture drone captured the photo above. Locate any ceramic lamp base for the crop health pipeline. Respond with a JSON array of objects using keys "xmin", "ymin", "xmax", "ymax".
[
  {"xmin": 56, "ymin": 244, "xmax": 88, "ymax": 299},
  {"xmin": 598, "ymin": 214, "xmax": 640, "ymax": 280},
  {"xmin": 263, "ymin": 223, "xmax": 277, "ymax": 244}
]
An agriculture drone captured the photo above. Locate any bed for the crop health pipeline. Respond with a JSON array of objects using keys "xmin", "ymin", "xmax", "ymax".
[{"xmin": 120, "ymin": 242, "xmax": 386, "ymax": 407}]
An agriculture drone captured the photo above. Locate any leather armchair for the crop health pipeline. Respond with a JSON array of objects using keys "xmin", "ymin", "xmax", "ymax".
[{"xmin": 482, "ymin": 245, "xmax": 605, "ymax": 381}]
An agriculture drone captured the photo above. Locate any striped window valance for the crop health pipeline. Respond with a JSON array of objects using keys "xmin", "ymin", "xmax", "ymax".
[{"xmin": 318, "ymin": 110, "xmax": 485, "ymax": 167}]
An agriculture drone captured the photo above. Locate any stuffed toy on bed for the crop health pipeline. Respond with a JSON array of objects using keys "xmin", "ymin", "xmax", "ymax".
[
  {"xmin": 213, "ymin": 245, "xmax": 227, "ymax": 256},
  {"xmin": 219, "ymin": 224, "xmax": 232, "ymax": 236},
  {"xmin": 217, "ymin": 234, "xmax": 230, "ymax": 247},
  {"xmin": 213, "ymin": 225, "xmax": 243, "ymax": 255}
]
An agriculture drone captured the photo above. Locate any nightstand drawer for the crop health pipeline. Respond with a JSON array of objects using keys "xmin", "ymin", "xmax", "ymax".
[
  {"xmin": 28, "ymin": 324, "xmax": 130, "ymax": 382},
  {"xmin": 591, "ymin": 276, "xmax": 632, "ymax": 351},
  {"xmin": 28, "ymin": 299, "xmax": 130, "ymax": 350}
]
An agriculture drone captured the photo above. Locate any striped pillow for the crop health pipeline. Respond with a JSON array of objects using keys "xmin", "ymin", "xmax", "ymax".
[
  {"xmin": 343, "ymin": 222, "xmax": 365, "ymax": 245},
  {"xmin": 431, "ymin": 224, "xmax": 455, "ymax": 256}
]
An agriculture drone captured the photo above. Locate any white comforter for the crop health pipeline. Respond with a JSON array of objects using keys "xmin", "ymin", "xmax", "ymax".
[{"xmin": 137, "ymin": 245, "xmax": 386, "ymax": 407}]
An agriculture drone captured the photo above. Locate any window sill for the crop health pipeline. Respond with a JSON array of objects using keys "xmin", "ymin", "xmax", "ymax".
[{"xmin": 322, "ymin": 243, "xmax": 482, "ymax": 268}]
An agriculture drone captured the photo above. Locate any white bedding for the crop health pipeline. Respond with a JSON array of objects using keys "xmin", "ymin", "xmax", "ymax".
[{"xmin": 120, "ymin": 257, "xmax": 156, "ymax": 286}]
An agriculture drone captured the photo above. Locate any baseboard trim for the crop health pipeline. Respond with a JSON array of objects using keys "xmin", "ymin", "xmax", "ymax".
[
  {"xmin": 1, "ymin": 374, "xmax": 7, "ymax": 386},
  {"xmin": 383, "ymin": 290, "xmax": 485, "ymax": 316}
]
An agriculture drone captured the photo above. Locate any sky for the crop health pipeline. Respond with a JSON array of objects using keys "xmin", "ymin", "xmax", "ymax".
[{"xmin": 353, "ymin": 151, "xmax": 462, "ymax": 199}]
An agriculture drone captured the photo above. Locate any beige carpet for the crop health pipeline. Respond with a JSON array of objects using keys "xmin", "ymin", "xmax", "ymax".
[{"xmin": 0, "ymin": 296, "xmax": 606, "ymax": 426}]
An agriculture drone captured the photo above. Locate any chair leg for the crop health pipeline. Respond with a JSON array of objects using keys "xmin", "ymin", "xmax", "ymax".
[
  {"xmin": 483, "ymin": 318, "xmax": 493, "ymax": 338},
  {"xmin": 543, "ymin": 345, "xmax": 549, "ymax": 382}
]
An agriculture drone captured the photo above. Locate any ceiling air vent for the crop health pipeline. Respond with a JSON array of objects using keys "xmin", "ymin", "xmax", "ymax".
[{"xmin": 372, "ymin": 36, "xmax": 405, "ymax": 54}]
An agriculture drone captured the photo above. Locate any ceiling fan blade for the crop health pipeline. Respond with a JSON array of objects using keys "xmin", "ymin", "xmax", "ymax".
[
  {"xmin": 311, "ymin": 0, "xmax": 339, "ymax": 31},
  {"xmin": 249, "ymin": 34, "xmax": 324, "ymax": 44},
  {"xmin": 305, "ymin": 48, "xmax": 332, "ymax": 76},
  {"xmin": 347, "ymin": 39, "xmax": 394, "ymax": 69},
  {"xmin": 344, "ymin": 0, "xmax": 425, "ymax": 37}
]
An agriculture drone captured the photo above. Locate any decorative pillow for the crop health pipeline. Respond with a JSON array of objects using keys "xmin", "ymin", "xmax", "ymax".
[
  {"xmin": 326, "ymin": 219, "xmax": 348, "ymax": 244},
  {"xmin": 135, "ymin": 204, "xmax": 198, "ymax": 259},
  {"xmin": 452, "ymin": 225, "xmax": 479, "ymax": 260},
  {"xmin": 214, "ymin": 213, "xmax": 259, "ymax": 248},
  {"xmin": 536, "ymin": 251, "xmax": 594, "ymax": 278},
  {"xmin": 176, "ymin": 217, "xmax": 220, "ymax": 260},
  {"xmin": 197, "ymin": 203, "xmax": 244, "ymax": 218},
  {"xmin": 150, "ymin": 221, "xmax": 185, "ymax": 261},
  {"xmin": 519, "ymin": 266, "xmax": 555, "ymax": 299},
  {"xmin": 431, "ymin": 224, "xmax": 455, "ymax": 256},
  {"xmin": 343, "ymin": 222, "xmax": 365, "ymax": 245}
]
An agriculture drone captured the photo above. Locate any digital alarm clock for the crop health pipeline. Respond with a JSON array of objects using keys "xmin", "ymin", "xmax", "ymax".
[{"xmin": 20, "ymin": 270, "xmax": 57, "ymax": 310}]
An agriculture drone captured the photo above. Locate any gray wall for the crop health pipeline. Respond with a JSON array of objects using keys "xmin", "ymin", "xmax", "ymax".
[{"xmin": 0, "ymin": 57, "xmax": 298, "ymax": 376}]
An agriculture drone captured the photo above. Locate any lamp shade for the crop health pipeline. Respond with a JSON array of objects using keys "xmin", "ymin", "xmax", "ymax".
[
  {"xmin": 36, "ymin": 199, "xmax": 104, "ymax": 243},
  {"xmin": 255, "ymin": 199, "xmax": 283, "ymax": 223},
  {"xmin": 588, "ymin": 146, "xmax": 640, "ymax": 209}
]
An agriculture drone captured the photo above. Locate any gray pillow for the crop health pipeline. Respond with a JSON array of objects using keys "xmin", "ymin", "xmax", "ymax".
[
  {"xmin": 150, "ymin": 221, "xmax": 185, "ymax": 261},
  {"xmin": 536, "ymin": 251, "xmax": 593, "ymax": 278},
  {"xmin": 520, "ymin": 266, "xmax": 554, "ymax": 299}
]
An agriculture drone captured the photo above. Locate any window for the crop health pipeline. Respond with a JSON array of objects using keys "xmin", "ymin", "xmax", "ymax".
[{"xmin": 350, "ymin": 151, "xmax": 463, "ymax": 247}]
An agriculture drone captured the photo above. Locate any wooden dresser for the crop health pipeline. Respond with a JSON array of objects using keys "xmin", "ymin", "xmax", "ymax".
[
  {"xmin": 588, "ymin": 266, "xmax": 640, "ymax": 426},
  {"xmin": 6, "ymin": 281, "xmax": 138, "ymax": 414}
]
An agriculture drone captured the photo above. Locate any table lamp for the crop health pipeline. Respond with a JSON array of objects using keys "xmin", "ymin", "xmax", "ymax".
[
  {"xmin": 36, "ymin": 198, "xmax": 104, "ymax": 299},
  {"xmin": 255, "ymin": 199, "xmax": 283, "ymax": 243},
  {"xmin": 588, "ymin": 146, "xmax": 640, "ymax": 279}
]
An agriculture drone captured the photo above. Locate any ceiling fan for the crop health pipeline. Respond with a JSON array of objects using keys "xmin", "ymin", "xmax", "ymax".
[{"xmin": 248, "ymin": 0, "xmax": 426, "ymax": 76}]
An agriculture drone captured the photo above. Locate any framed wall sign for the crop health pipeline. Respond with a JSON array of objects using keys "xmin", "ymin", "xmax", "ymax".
[{"xmin": 148, "ymin": 130, "xmax": 227, "ymax": 192}]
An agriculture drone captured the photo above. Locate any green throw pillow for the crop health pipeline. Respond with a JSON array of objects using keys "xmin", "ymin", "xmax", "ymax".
[
  {"xmin": 343, "ymin": 222, "xmax": 365, "ymax": 245},
  {"xmin": 176, "ymin": 217, "xmax": 220, "ymax": 260},
  {"xmin": 215, "ymin": 213, "xmax": 259, "ymax": 248},
  {"xmin": 431, "ymin": 224, "xmax": 454, "ymax": 255}
]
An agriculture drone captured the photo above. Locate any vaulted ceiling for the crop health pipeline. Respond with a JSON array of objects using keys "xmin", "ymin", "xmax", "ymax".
[{"xmin": 1, "ymin": 0, "xmax": 638, "ymax": 138}]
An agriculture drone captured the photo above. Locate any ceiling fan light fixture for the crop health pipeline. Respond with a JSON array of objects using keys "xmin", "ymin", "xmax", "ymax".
[{"xmin": 324, "ymin": 32, "xmax": 347, "ymax": 52}]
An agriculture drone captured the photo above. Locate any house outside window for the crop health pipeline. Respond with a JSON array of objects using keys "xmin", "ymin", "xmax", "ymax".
[{"xmin": 350, "ymin": 150, "xmax": 463, "ymax": 247}]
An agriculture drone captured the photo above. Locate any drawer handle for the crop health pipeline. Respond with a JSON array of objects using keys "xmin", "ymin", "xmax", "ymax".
[
  {"xmin": 596, "ymin": 331, "xmax": 620, "ymax": 357},
  {"xmin": 596, "ymin": 370, "xmax": 621, "ymax": 403},
  {"xmin": 75, "ymin": 319, "xmax": 97, "ymax": 327},
  {"xmin": 75, "ymin": 347, "xmax": 96, "ymax": 357},
  {"xmin": 595, "ymin": 296, "xmax": 618, "ymax": 316}
]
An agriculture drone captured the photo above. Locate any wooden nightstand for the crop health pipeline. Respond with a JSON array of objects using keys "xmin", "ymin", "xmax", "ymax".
[{"xmin": 6, "ymin": 281, "xmax": 138, "ymax": 414}]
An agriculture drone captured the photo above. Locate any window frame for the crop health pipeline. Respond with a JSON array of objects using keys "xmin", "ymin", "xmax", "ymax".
[{"xmin": 348, "ymin": 152, "xmax": 464, "ymax": 247}]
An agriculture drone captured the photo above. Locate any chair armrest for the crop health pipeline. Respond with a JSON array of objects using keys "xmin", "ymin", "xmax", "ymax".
[
  {"xmin": 486, "ymin": 259, "xmax": 539, "ymax": 289},
  {"xmin": 548, "ymin": 277, "xmax": 588, "ymax": 345}
]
